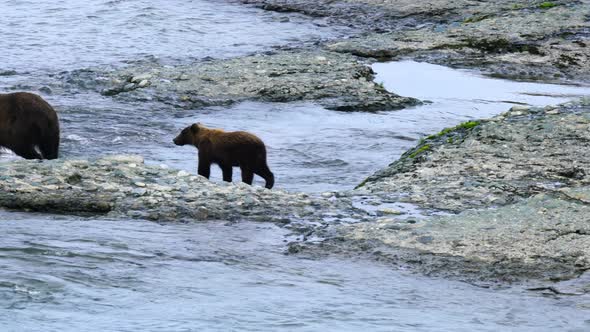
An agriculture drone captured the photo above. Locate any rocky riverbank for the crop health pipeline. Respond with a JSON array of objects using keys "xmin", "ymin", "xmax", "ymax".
[
  {"xmin": 358, "ymin": 98, "xmax": 590, "ymax": 212},
  {"xmin": 0, "ymin": 155, "xmax": 364, "ymax": 226},
  {"xmin": 293, "ymin": 98, "xmax": 590, "ymax": 284},
  {"xmin": 242, "ymin": 0, "xmax": 590, "ymax": 83}
]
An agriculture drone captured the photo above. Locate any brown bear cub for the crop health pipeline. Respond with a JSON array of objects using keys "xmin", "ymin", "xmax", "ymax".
[
  {"xmin": 0, "ymin": 92, "xmax": 60, "ymax": 159},
  {"xmin": 173, "ymin": 123, "xmax": 274, "ymax": 189}
]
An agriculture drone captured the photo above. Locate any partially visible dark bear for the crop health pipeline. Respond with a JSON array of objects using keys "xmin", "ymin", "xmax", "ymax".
[
  {"xmin": 173, "ymin": 123, "xmax": 274, "ymax": 189},
  {"xmin": 0, "ymin": 92, "xmax": 60, "ymax": 159}
]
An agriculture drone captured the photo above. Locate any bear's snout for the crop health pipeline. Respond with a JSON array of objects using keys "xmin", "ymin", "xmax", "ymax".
[{"xmin": 173, "ymin": 136, "xmax": 182, "ymax": 145}]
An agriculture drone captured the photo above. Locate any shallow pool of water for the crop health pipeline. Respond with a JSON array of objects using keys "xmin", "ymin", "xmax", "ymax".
[{"xmin": 373, "ymin": 61, "xmax": 590, "ymax": 108}]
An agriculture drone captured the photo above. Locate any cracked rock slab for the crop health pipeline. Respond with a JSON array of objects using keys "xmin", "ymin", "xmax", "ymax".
[{"xmin": 246, "ymin": 0, "xmax": 590, "ymax": 83}]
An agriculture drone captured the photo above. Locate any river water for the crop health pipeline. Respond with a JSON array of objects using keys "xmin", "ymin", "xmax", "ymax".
[{"xmin": 1, "ymin": 1, "xmax": 590, "ymax": 331}]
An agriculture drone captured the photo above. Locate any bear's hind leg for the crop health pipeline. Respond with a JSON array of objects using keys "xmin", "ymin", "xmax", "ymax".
[{"xmin": 255, "ymin": 164, "xmax": 274, "ymax": 189}]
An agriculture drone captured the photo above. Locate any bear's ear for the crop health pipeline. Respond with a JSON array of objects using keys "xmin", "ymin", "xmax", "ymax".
[{"xmin": 190, "ymin": 123, "xmax": 200, "ymax": 133}]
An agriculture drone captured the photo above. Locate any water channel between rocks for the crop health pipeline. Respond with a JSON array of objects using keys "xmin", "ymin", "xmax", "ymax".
[
  {"xmin": 2, "ymin": 213, "xmax": 590, "ymax": 332},
  {"xmin": 2, "ymin": 1, "xmax": 590, "ymax": 330},
  {"xmin": 1, "ymin": 61, "xmax": 589, "ymax": 331}
]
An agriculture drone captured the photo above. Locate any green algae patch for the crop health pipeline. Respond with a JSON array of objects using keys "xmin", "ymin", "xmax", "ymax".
[
  {"xmin": 357, "ymin": 120, "xmax": 481, "ymax": 188},
  {"xmin": 355, "ymin": 177, "xmax": 370, "ymax": 189},
  {"xmin": 409, "ymin": 144, "xmax": 431, "ymax": 158},
  {"xmin": 456, "ymin": 120, "xmax": 480, "ymax": 130},
  {"xmin": 426, "ymin": 120, "xmax": 481, "ymax": 140},
  {"xmin": 538, "ymin": 2, "xmax": 558, "ymax": 9}
]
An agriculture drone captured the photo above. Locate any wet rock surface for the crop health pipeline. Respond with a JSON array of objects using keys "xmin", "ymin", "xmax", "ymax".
[
  {"xmin": 239, "ymin": 0, "xmax": 475, "ymax": 31},
  {"xmin": 0, "ymin": 155, "xmax": 361, "ymax": 224},
  {"xmin": 243, "ymin": 0, "xmax": 590, "ymax": 83},
  {"xmin": 290, "ymin": 98, "xmax": 590, "ymax": 283},
  {"xmin": 305, "ymin": 188, "xmax": 590, "ymax": 283},
  {"xmin": 99, "ymin": 51, "xmax": 419, "ymax": 111},
  {"xmin": 358, "ymin": 98, "xmax": 590, "ymax": 212}
]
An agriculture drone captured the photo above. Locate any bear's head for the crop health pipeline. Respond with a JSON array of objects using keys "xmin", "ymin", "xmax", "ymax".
[{"xmin": 173, "ymin": 123, "xmax": 201, "ymax": 146}]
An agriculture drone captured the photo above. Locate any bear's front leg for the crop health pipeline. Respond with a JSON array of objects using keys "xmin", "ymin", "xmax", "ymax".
[
  {"xmin": 197, "ymin": 159, "xmax": 211, "ymax": 179},
  {"xmin": 9, "ymin": 141, "xmax": 43, "ymax": 160}
]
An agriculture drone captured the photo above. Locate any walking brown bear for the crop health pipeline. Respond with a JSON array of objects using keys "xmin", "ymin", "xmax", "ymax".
[
  {"xmin": 0, "ymin": 92, "xmax": 60, "ymax": 159},
  {"xmin": 173, "ymin": 123, "xmax": 274, "ymax": 189}
]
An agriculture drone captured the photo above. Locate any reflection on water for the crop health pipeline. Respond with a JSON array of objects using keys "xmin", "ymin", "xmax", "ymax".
[{"xmin": 374, "ymin": 61, "xmax": 590, "ymax": 107}]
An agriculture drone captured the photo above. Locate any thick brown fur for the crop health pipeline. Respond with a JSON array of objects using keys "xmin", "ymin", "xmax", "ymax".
[
  {"xmin": 0, "ymin": 92, "xmax": 60, "ymax": 159},
  {"xmin": 173, "ymin": 123, "xmax": 274, "ymax": 189}
]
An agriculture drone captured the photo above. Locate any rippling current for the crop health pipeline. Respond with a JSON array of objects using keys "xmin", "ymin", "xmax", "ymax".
[
  {"xmin": 3, "ymin": 213, "xmax": 590, "ymax": 332},
  {"xmin": 1, "ymin": 1, "xmax": 590, "ymax": 331}
]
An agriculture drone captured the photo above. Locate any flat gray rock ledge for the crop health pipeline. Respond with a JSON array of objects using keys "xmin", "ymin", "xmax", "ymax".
[
  {"xmin": 0, "ymin": 155, "xmax": 356, "ymax": 223},
  {"xmin": 99, "ymin": 51, "xmax": 420, "ymax": 112},
  {"xmin": 296, "ymin": 98, "xmax": 590, "ymax": 284},
  {"xmin": 358, "ymin": 98, "xmax": 590, "ymax": 212},
  {"xmin": 307, "ymin": 188, "xmax": 590, "ymax": 284},
  {"xmin": 244, "ymin": 0, "xmax": 590, "ymax": 83}
]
